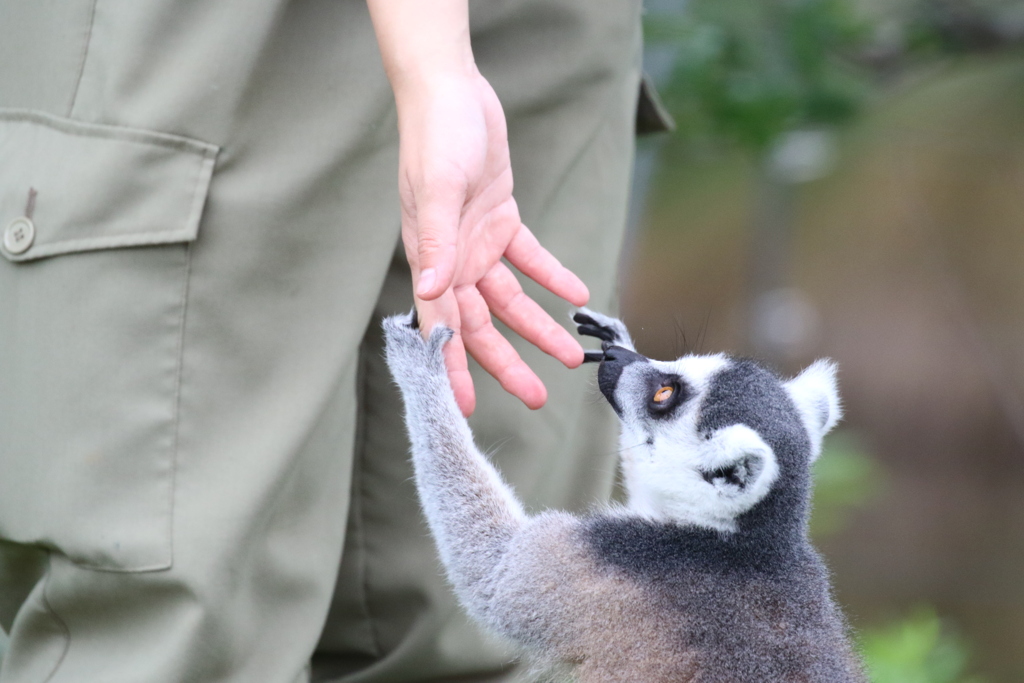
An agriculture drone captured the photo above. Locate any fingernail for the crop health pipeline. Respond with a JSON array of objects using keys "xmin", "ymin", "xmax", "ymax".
[{"xmin": 417, "ymin": 268, "xmax": 436, "ymax": 297}]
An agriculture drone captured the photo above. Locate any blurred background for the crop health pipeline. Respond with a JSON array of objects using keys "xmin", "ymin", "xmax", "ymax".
[{"xmin": 630, "ymin": 0, "xmax": 1024, "ymax": 680}]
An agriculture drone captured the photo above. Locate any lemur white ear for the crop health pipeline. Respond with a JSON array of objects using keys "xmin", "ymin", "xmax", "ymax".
[
  {"xmin": 784, "ymin": 359, "xmax": 842, "ymax": 461},
  {"xmin": 701, "ymin": 425, "xmax": 779, "ymax": 507}
]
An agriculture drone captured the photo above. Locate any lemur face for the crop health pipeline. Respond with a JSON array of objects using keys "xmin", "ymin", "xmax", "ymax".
[{"xmin": 575, "ymin": 309, "xmax": 841, "ymax": 533}]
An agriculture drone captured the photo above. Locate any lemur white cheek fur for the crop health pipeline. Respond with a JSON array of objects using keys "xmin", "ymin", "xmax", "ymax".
[{"xmin": 383, "ymin": 308, "xmax": 863, "ymax": 683}]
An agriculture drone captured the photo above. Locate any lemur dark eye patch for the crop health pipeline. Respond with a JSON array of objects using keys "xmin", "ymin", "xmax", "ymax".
[{"xmin": 646, "ymin": 375, "xmax": 689, "ymax": 418}]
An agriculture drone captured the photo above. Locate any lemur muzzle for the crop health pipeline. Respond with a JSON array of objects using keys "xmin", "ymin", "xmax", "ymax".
[{"xmin": 597, "ymin": 345, "xmax": 647, "ymax": 413}]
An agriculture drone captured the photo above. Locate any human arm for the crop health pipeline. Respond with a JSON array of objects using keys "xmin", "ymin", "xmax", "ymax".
[{"xmin": 367, "ymin": 0, "xmax": 590, "ymax": 416}]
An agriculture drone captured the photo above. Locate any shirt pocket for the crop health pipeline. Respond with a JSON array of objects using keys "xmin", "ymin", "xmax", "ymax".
[{"xmin": 0, "ymin": 109, "xmax": 218, "ymax": 572}]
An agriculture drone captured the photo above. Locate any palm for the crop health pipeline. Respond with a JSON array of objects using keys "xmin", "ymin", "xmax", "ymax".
[{"xmin": 398, "ymin": 72, "xmax": 588, "ymax": 416}]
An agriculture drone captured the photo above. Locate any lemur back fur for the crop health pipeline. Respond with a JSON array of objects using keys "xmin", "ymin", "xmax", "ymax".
[{"xmin": 383, "ymin": 309, "xmax": 865, "ymax": 682}]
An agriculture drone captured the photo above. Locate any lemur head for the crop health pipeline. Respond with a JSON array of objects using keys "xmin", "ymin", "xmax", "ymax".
[{"xmin": 575, "ymin": 310, "xmax": 841, "ymax": 535}]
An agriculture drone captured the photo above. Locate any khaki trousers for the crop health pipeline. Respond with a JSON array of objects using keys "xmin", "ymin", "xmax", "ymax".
[{"xmin": 0, "ymin": 1, "xmax": 642, "ymax": 681}]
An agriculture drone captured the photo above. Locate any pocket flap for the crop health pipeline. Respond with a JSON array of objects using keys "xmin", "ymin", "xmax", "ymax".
[{"xmin": 0, "ymin": 109, "xmax": 218, "ymax": 262}]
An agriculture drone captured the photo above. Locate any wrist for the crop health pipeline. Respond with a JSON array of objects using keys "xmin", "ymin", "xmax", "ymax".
[
  {"xmin": 390, "ymin": 58, "xmax": 479, "ymax": 115},
  {"xmin": 368, "ymin": 0, "xmax": 477, "ymax": 103},
  {"xmin": 387, "ymin": 40, "xmax": 476, "ymax": 97}
]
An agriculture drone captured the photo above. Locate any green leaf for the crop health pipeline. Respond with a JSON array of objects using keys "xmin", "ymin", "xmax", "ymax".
[{"xmin": 861, "ymin": 607, "xmax": 987, "ymax": 683}]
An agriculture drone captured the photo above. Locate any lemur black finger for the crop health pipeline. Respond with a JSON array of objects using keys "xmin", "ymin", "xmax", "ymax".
[
  {"xmin": 573, "ymin": 312, "xmax": 599, "ymax": 326},
  {"xmin": 577, "ymin": 324, "xmax": 616, "ymax": 343}
]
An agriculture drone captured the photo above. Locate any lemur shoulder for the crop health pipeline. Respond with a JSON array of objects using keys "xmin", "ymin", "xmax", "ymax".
[{"xmin": 383, "ymin": 309, "xmax": 865, "ymax": 683}]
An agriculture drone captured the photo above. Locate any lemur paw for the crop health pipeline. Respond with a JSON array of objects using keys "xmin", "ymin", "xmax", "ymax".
[
  {"xmin": 573, "ymin": 308, "xmax": 635, "ymax": 361},
  {"xmin": 382, "ymin": 311, "xmax": 453, "ymax": 381}
]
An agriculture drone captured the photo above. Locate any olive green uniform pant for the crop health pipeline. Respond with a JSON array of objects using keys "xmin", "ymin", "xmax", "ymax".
[{"xmin": 0, "ymin": 1, "xmax": 642, "ymax": 681}]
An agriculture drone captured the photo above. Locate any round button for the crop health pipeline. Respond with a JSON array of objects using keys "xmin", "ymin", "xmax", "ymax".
[{"xmin": 4, "ymin": 217, "xmax": 35, "ymax": 255}]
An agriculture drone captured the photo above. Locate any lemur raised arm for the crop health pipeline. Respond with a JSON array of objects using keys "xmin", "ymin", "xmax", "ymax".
[{"xmin": 383, "ymin": 309, "xmax": 865, "ymax": 683}]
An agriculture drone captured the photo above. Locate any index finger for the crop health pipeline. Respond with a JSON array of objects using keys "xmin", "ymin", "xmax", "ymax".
[{"xmin": 504, "ymin": 225, "xmax": 589, "ymax": 307}]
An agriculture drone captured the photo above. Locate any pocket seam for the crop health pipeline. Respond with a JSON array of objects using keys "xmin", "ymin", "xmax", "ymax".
[
  {"xmin": 0, "ymin": 108, "xmax": 218, "ymax": 157},
  {"xmin": 166, "ymin": 242, "xmax": 193, "ymax": 574},
  {"xmin": 2, "ymin": 223, "xmax": 202, "ymax": 261}
]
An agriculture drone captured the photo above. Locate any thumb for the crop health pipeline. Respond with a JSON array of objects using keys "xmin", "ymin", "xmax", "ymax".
[{"xmin": 413, "ymin": 182, "xmax": 465, "ymax": 300}]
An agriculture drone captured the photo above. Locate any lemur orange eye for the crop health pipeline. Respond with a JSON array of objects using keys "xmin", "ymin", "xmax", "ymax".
[{"xmin": 653, "ymin": 386, "xmax": 674, "ymax": 403}]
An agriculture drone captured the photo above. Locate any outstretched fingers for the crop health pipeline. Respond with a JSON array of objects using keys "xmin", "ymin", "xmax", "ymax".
[
  {"xmin": 504, "ymin": 225, "xmax": 589, "ymax": 308},
  {"xmin": 477, "ymin": 261, "xmax": 584, "ymax": 369},
  {"xmin": 454, "ymin": 284, "xmax": 547, "ymax": 410}
]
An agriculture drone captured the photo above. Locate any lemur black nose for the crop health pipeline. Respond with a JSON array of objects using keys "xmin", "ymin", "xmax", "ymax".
[
  {"xmin": 597, "ymin": 345, "xmax": 646, "ymax": 415},
  {"xmin": 602, "ymin": 345, "xmax": 645, "ymax": 364}
]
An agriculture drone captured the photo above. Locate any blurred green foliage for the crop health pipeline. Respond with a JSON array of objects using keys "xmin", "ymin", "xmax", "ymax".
[
  {"xmin": 811, "ymin": 431, "xmax": 884, "ymax": 537},
  {"xmin": 861, "ymin": 607, "xmax": 989, "ymax": 683},
  {"xmin": 644, "ymin": 0, "xmax": 1024, "ymax": 156},
  {"xmin": 645, "ymin": 0, "xmax": 872, "ymax": 153}
]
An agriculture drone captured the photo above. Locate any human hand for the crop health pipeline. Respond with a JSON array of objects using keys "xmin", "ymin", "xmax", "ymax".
[{"xmin": 396, "ymin": 70, "xmax": 589, "ymax": 416}]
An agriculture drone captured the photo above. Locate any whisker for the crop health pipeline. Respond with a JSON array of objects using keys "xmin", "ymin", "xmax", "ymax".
[
  {"xmin": 698, "ymin": 307, "xmax": 712, "ymax": 354},
  {"xmin": 616, "ymin": 439, "xmax": 647, "ymax": 455},
  {"xmin": 673, "ymin": 315, "xmax": 688, "ymax": 356}
]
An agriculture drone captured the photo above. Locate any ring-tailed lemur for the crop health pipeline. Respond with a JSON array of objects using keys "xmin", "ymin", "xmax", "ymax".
[{"xmin": 383, "ymin": 309, "xmax": 865, "ymax": 682}]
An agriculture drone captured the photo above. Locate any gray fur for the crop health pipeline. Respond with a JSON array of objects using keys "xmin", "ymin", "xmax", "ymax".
[{"xmin": 383, "ymin": 311, "xmax": 865, "ymax": 682}]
